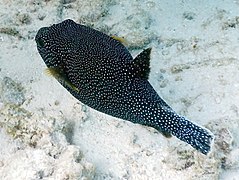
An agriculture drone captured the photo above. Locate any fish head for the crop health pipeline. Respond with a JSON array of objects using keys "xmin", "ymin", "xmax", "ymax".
[{"xmin": 35, "ymin": 19, "xmax": 77, "ymax": 68}]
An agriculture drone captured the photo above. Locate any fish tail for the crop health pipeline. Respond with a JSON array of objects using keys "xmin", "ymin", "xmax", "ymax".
[{"xmin": 171, "ymin": 117, "xmax": 214, "ymax": 155}]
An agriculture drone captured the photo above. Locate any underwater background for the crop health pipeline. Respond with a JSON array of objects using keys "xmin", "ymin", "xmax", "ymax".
[{"xmin": 0, "ymin": 0, "xmax": 239, "ymax": 179}]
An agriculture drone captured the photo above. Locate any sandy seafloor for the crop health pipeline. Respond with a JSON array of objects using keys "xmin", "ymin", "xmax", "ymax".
[{"xmin": 0, "ymin": 0, "xmax": 239, "ymax": 179}]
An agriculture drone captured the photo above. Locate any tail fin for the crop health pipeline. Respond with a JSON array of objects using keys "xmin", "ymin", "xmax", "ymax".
[{"xmin": 171, "ymin": 117, "xmax": 214, "ymax": 155}]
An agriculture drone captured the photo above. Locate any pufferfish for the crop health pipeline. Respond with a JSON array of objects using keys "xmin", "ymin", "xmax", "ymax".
[{"xmin": 35, "ymin": 19, "xmax": 214, "ymax": 155}]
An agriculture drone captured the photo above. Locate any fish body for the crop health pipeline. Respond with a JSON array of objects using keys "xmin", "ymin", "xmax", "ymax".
[{"xmin": 35, "ymin": 19, "xmax": 213, "ymax": 154}]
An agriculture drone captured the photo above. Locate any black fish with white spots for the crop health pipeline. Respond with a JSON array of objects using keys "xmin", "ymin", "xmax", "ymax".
[{"xmin": 35, "ymin": 19, "xmax": 214, "ymax": 155}]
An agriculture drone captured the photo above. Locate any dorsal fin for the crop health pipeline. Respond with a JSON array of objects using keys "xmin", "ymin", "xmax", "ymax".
[{"xmin": 131, "ymin": 47, "xmax": 151, "ymax": 80}]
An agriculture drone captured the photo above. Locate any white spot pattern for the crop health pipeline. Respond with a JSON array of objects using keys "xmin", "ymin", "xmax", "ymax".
[{"xmin": 35, "ymin": 19, "xmax": 214, "ymax": 155}]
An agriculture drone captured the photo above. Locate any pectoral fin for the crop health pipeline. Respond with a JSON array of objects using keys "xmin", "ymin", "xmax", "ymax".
[
  {"xmin": 45, "ymin": 67, "xmax": 79, "ymax": 93},
  {"xmin": 111, "ymin": 36, "xmax": 128, "ymax": 46}
]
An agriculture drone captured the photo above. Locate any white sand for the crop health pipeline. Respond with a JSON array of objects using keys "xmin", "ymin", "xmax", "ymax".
[{"xmin": 0, "ymin": 0, "xmax": 239, "ymax": 179}]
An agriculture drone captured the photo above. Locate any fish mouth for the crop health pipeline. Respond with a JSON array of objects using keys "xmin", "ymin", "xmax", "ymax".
[
  {"xmin": 35, "ymin": 27, "xmax": 49, "ymax": 48},
  {"xmin": 35, "ymin": 21, "xmax": 75, "ymax": 68},
  {"xmin": 35, "ymin": 27, "xmax": 55, "ymax": 67}
]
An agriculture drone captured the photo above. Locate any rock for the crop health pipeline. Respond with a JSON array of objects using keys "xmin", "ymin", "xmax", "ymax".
[
  {"xmin": 0, "ymin": 147, "xmax": 95, "ymax": 180},
  {"xmin": 0, "ymin": 77, "xmax": 25, "ymax": 106}
]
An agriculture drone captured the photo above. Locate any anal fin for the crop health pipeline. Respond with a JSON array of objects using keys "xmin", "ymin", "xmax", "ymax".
[{"xmin": 161, "ymin": 131, "xmax": 172, "ymax": 138}]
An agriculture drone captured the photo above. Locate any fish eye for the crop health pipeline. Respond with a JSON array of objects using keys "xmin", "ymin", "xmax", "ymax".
[{"xmin": 37, "ymin": 38, "xmax": 45, "ymax": 47}]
